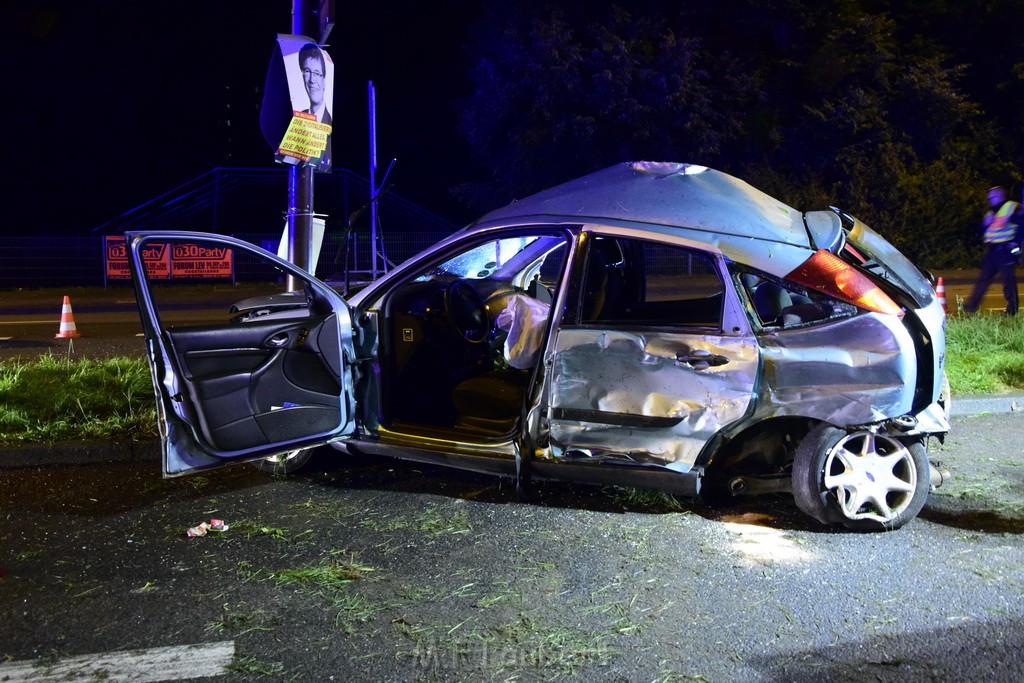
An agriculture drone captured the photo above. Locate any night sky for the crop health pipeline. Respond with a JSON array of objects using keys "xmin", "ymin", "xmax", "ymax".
[{"xmin": 6, "ymin": 1, "xmax": 481, "ymax": 234}]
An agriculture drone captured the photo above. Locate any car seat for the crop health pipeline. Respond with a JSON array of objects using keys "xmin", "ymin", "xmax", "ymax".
[
  {"xmin": 753, "ymin": 280, "xmax": 829, "ymax": 327},
  {"xmin": 752, "ymin": 281, "xmax": 793, "ymax": 325}
]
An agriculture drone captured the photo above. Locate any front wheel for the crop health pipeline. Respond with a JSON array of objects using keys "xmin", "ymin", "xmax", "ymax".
[
  {"xmin": 251, "ymin": 447, "xmax": 316, "ymax": 475},
  {"xmin": 791, "ymin": 424, "xmax": 930, "ymax": 531}
]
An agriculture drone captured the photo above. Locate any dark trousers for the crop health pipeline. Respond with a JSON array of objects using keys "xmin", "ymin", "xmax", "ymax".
[{"xmin": 966, "ymin": 243, "xmax": 1018, "ymax": 315}]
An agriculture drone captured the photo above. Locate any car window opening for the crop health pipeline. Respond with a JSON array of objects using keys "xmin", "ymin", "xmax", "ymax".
[
  {"xmin": 380, "ymin": 232, "xmax": 569, "ymax": 438},
  {"xmin": 738, "ymin": 271, "xmax": 852, "ymax": 329},
  {"xmin": 580, "ymin": 237, "xmax": 724, "ymax": 330}
]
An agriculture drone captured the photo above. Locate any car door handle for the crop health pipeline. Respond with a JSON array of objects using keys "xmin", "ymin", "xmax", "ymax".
[
  {"xmin": 266, "ymin": 332, "xmax": 290, "ymax": 347},
  {"xmin": 676, "ymin": 349, "xmax": 729, "ymax": 368}
]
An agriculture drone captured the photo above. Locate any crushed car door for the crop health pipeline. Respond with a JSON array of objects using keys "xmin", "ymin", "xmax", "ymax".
[
  {"xmin": 545, "ymin": 234, "xmax": 758, "ymax": 472},
  {"xmin": 125, "ymin": 231, "xmax": 358, "ymax": 476}
]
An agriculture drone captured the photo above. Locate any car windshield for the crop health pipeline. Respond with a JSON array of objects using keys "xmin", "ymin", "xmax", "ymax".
[
  {"xmin": 844, "ymin": 218, "xmax": 934, "ymax": 308},
  {"xmin": 419, "ymin": 235, "xmax": 560, "ymax": 281}
]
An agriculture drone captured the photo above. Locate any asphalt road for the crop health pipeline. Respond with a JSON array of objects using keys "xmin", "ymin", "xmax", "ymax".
[{"xmin": 1, "ymin": 412, "xmax": 1024, "ymax": 682}]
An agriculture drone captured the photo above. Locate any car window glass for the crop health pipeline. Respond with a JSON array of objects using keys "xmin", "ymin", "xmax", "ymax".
[
  {"xmin": 738, "ymin": 271, "xmax": 856, "ymax": 328},
  {"xmin": 418, "ymin": 237, "xmax": 542, "ymax": 281},
  {"xmin": 581, "ymin": 237, "xmax": 724, "ymax": 329}
]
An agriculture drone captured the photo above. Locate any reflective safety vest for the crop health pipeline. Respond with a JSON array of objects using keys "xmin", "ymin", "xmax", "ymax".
[{"xmin": 984, "ymin": 200, "xmax": 1019, "ymax": 244}]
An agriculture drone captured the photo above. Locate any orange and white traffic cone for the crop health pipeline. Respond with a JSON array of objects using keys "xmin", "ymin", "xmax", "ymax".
[
  {"xmin": 935, "ymin": 277, "xmax": 947, "ymax": 313},
  {"xmin": 55, "ymin": 295, "xmax": 81, "ymax": 338}
]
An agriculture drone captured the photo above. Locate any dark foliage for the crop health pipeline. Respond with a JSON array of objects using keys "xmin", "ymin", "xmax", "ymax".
[{"xmin": 457, "ymin": 0, "xmax": 1024, "ymax": 268}]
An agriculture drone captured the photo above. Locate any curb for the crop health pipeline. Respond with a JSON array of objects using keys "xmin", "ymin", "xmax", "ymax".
[{"xmin": 950, "ymin": 394, "xmax": 1024, "ymax": 417}]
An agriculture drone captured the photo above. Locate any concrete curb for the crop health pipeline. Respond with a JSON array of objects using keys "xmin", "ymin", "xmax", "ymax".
[{"xmin": 950, "ymin": 394, "xmax": 1024, "ymax": 417}]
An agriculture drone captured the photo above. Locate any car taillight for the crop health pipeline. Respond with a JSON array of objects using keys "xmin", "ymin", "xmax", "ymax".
[{"xmin": 785, "ymin": 249, "xmax": 903, "ymax": 317}]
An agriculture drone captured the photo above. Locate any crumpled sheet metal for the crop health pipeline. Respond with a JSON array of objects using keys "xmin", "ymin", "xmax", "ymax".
[
  {"xmin": 545, "ymin": 328, "xmax": 758, "ymax": 470},
  {"xmin": 755, "ymin": 312, "xmax": 914, "ymax": 425},
  {"xmin": 475, "ymin": 162, "xmax": 810, "ymax": 248}
]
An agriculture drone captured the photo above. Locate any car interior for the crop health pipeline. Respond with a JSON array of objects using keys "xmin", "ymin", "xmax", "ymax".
[{"xmin": 379, "ymin": 233, "xmax": 569, "ymax": 437}]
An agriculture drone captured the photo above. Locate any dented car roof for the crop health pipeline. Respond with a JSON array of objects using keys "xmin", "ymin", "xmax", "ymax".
[{"xmin": 474, "ymin": 161, "xmax": 811, "ymax": 247}]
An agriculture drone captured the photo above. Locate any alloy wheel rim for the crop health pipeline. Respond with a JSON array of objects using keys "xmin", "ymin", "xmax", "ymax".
[{"xmin": 822, "ymin": 432, "xmax": 917, "ymax": 523}]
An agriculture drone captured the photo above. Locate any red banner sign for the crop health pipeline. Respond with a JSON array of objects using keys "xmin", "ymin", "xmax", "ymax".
[{"xmin": 105, "ymin": 236, "xmax": 232, "ymax": 280}]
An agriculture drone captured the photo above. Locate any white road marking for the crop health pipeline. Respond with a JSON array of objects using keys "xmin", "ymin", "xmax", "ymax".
[{"xmin": 0, "ymin": 640, "xmax": 235, "ymax": 682}]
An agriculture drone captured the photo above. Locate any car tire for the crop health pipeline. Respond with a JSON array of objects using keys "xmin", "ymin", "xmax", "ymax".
[
  {"xmin": 251, "ymin": 447, "xmax": 316, "ymax": 475},
  {"xmin": 791, "ymin": 423, "xmax": 930, "ymax": 531}
]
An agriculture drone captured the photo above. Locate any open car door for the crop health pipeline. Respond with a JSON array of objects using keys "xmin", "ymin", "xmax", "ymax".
[{"xmin": 125, "ymin": 231, "xmax": 358, "ymax": 476}]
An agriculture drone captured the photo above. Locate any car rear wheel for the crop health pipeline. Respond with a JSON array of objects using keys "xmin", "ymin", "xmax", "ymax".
[
  {"xmin": 251, "ymin": 447, "xmax": 316, "ymax": 475},
  {"xmin": 792, "ymin": 424, "xmax": 929, "ymax": 531}
]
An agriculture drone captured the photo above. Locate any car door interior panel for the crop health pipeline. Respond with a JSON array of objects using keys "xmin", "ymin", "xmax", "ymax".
[{"xmin": 164, "ymin": 316, "xmax": 342, "ymax": 452}]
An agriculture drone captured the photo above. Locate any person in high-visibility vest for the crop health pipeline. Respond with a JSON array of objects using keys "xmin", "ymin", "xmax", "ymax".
[{"xmin": 965, "ymin": 186, "xmax": 1020, "ymax": 316}]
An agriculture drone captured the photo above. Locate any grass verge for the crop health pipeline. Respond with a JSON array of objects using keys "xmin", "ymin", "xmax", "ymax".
[
  {"xmin": 0, "ymin": 354, "xmax": 155, "ymax": 444},
  {"xmin": 945, "ymin": 314, "xmax": 1024, "ymax": 394}
]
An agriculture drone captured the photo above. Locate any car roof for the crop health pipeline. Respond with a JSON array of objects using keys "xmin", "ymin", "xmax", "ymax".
[{"xmin": 473, "ymin": 161, "xmax": 812, "ymax": 249}]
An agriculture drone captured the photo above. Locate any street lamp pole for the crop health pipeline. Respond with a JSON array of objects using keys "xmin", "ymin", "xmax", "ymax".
[{"xmin": 285, "ymin": 0, "xmax": 318, "ymax": 290}]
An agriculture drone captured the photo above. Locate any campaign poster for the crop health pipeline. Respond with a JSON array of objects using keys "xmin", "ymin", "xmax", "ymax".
[{"xmin": 261, "ymin": 34, "xmax": 334, "ymax": 171}]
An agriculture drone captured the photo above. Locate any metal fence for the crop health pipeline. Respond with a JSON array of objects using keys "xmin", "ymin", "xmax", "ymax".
[{"xmin": 0, "ymin": 231, "xmax": 453, "ymax": 290}]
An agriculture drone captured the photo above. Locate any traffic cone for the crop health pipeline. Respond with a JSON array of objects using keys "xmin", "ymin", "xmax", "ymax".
[
  {"xmin": 935, "ymin": 277, "xmax": 947, "ymax": 313},
  {"xmin": 55, "ymin": 295, "xmax": 81, "ymax": 338}
]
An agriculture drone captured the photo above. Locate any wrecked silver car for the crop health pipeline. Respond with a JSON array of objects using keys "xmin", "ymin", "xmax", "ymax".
[{"xmin": 127, "ymin": 161, "xmax": 950, "ymax": 531}]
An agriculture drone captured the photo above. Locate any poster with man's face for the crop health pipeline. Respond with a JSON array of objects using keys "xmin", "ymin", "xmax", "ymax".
[{"xmin": 273, "ymin": 35, "xmax": 334, "ymax": 171}]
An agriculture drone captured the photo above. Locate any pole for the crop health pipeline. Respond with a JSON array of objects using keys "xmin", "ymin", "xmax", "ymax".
[
  {"xmin": 368, "ymin": 80, "xmax": 379, "ymax": 279},
  {"xmin": 286, "ymin": 0, "xmax": 318, "ymax": 291}
]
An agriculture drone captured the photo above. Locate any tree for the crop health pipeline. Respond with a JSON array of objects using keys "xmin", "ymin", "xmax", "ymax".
[
  {"xmin": 456, "ymin": 1, "xmax": 1020, "ymax": 268},
  {"xmin": 455, "ymin": 2, "xmax": 754, "ymax": 212}
]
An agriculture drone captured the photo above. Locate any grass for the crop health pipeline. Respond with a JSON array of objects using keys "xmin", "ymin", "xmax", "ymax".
[
  {"xmin": 269, "ymin": 552, "xmax": 377, "ymax": 587},
  {"xmin": 358, "ymin": 506, "xmax": 472, "ymax": 537},
  {"xmin": 1, "ymin": 313, "xmax": 1024, "ymax": 445},
  {"xmin": 607, "ymin": 486, "xmax": 687, "ymax": 513},
  {"xmin": 945, "ymin": 314, "xmax": 1024, "ymax": 394},
  {"xmin": 227, "ymin": 655, "xmax": 284, "ymax": 677},
  {"xmin": 0, "ymin": 354, "xmax": 155, "ymax": 444}
]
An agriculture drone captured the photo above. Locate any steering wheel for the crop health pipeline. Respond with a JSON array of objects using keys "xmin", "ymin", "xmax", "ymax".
[{"xmin": 444, "ymin": 279, "xmax": 489, "ymax": 343}]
